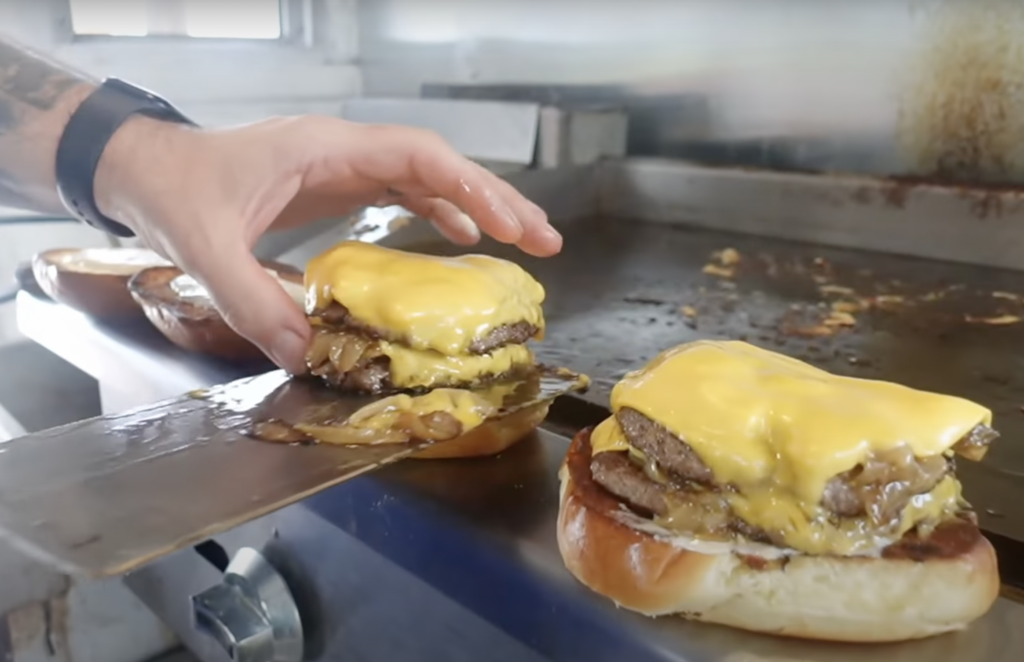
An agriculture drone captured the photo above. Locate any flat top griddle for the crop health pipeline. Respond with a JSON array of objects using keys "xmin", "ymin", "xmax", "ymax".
[{"xmin": 395, "ymin": 216, "xmax": 1024, "ymax": 554}]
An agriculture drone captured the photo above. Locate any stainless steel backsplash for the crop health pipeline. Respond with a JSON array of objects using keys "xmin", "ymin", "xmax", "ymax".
[{"xmin": 357, "ymin": 0, "xmax": 1024, "ymax": 185}]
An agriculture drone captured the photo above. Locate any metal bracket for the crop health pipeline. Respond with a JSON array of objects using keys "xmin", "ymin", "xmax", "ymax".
[{"xmin": 191, "ymin": 547, "xmax": 303, "ymax": 662}]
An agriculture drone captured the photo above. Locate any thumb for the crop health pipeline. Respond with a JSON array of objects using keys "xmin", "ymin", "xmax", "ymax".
[{"xmin": 192, "ymin": 247, "xmax": 311, "ymax": 373}]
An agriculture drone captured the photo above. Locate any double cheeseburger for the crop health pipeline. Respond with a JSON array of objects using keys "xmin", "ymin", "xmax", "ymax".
[
  {"xmin": 557, "ymin": 340, "xmax": 1000, "ymax": 642},
  {"xmin": 299, "ymin": 240, "xmax": 573, "ymax": 459}
]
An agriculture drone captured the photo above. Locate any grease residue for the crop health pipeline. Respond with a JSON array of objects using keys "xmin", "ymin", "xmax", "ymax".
[{"xmin": 899, "ymin": 0, "xmax": 1024, "ymax": 183}]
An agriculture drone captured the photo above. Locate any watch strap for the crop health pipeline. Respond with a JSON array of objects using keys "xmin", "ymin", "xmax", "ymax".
[{"xmin": 55, "ymin": 78, "xmax": 197, "ymax": 238}]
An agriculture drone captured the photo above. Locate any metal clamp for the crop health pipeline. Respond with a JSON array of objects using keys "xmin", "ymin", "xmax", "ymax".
[{"xmin": 191, "ymin": 547, "xmax": 304, "ymax": 662}]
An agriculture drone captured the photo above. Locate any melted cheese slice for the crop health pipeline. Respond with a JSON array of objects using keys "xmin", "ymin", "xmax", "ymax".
[
  {"xmin": 378, "ymin": 340, "xmax": 534, "ymax": 390},
  {"xmin": 724, "ymin": 476, "xmax": 961, "ymax": 556},
  {"xmin": 591, "ymin": 416, "xmax": 630, "ymax": 454},
  {"xmin": 594, "ymin": 340, "xmax": 990, "ymax": 555},
  {"xmin": 305, "ymin": 241, "xmax": 545, "ymax": 356},
  {"xmin": 609, "ymin": 340, "xmax": 990, "ymax": 503},
  {"xmin": 297, "ymin": 388, "xmax": 500, "ymax": 445}
]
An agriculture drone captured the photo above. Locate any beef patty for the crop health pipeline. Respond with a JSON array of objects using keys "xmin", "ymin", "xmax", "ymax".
[
  {"xmin": 597, "ymin": 408, "xmax": 993, "ymax": 534},
  {"xmin": 304, "ymin": 327, "xmax": 533, "ymax": 394},
  {"xmin": 590, "ymin": 450, "xmax": 767, "ymax": 540},
  {"xmin": 617, "ymin": 408, "xmax": 715, "ymax": 483},
  {"xmin": 312, "ymin": 302, "xmax": 539, "ymax": 354},
  {"xmin": 570, "ymin": 427, "xmax": 983, "ymax": 561}
]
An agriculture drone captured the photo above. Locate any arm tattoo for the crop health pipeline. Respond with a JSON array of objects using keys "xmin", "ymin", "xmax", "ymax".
[
  {"xmin": 0, "ymin": 40, "xmax": 83, "ymax": 119},
  {"xmin": 0, "ymin": 35, "xmax": 96, "ymax": 212}
]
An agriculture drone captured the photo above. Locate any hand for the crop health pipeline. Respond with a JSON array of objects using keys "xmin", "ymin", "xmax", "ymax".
[{"xmin": 93, "ymin": 115, "xmax": 563, "ymax": 373}]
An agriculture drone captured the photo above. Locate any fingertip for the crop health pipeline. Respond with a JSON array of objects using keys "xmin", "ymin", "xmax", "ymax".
[
  {"xmin": 268, "ymin": 326, "xmax": 311, "ymax": 374},
  {"xmin": 542, "ymin": 225, "xmax": 564, "ymax": 253},
  {"xmin": 193, "ymin": 249, "xmax": 311, "ymax": 372},
  {"xmin": 502, "ymin": 196, "xmax": 551, "ymax": 249},
  {"xmin": 517, "ymin": 223, "xmax": 563, "ymax": 257}
]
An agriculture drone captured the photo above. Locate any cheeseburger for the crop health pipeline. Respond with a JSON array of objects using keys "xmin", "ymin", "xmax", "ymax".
[
  {"xmin": 303, "ymin": 240, "xmax": 544, "ymax": 394},
  {"xmin": 297, "ymin": 240, "xmax": 582, "ymax": 459},
  {"xmin": 557, "ymin": 340, "xmax": 1000, "ymax": 642}
]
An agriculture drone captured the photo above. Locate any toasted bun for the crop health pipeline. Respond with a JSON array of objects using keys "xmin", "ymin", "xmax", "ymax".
[
  {"xmin": 32, "ymin": 247, "xmax": 170, "ymax": 318},
  {"xmin": 128, "ymin": 261, "xmax": 303, "ymax": 362},
  {"xmin": 412, "ymin": 402, "xmax": 550, "ymax": 460},
  {"xmin": 556, "ymin": 428, "xmax": 1000, "ymax": 643}
]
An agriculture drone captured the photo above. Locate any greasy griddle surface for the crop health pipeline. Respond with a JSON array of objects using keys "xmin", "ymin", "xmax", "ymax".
[{"xmin": 395, "ymin": 217, "xmax": 1024, "ymax": 544}]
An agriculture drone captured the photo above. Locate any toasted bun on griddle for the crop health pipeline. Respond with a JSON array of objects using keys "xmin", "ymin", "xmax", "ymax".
[
  {"xmin": 32, "ymin": 247, "xmax": 170, "ymax": 318},
  {"xmin": 555, "ymin": 340, "xmax": 1001, "ymax": 642},
  {"xmin": 302, "ymin": 240, "xmax": 545, "ymax": 394},
  {"xmin": 556, "ymin": 427, "xmax": 1000, "ymax": 643}
]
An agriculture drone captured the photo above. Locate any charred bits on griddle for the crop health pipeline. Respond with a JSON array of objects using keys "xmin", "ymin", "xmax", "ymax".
[
  {"xmin": 680, "ymin": 305, "xmax": 698, "ymax": 329},
  {"xmin": 693, "ymin": 245, "xmax": 1024, "ymax": 344},
  {"xmin": 701, "ymin": 247, "xmax": 741, "ymax": 278}
]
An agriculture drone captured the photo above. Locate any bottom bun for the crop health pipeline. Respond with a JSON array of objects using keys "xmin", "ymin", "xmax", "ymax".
[
  {"xmin": 412, "ymin": 402, "xmax": 550, "ymax": 460},
  {"xmin": 556, "ymin": 427, "xmax": 1001, "ymax": 643}
]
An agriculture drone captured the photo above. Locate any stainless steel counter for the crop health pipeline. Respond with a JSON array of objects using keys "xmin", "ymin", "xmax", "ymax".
[{"xmin": 16, "ymin": 291, "xmax": 265, "ymax": 407}]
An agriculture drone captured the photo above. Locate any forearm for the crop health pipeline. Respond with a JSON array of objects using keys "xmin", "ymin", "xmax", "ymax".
[{"xmin": 0, "ymin": 35, "xmax": 97, "ymax": 213}]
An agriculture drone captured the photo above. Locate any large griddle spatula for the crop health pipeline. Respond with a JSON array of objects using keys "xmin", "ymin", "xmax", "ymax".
[{"xmin": 0, "ymin": 367, "xmax": 586, "ymax": 578}]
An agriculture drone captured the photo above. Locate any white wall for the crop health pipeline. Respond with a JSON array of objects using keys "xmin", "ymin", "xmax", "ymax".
[{"xmin": 0, "ymin": 0, "xmax": 362, "ymax": 344}]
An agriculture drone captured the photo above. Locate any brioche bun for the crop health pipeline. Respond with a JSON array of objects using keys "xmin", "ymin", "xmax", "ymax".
[
  {"xmin": 32, "ymin": 247, "xmax": 170, "ymax": 318},
  {"xmin": 127, "ymin": 261, "xmax": 302, "ymax": 362},
  {"xmin": 412, "ymin": 401, "xmax": 550, "ymax": 460},
  {"xmin": 556, "ymin": 427, "xmax": 1000, "ymax": 643}
]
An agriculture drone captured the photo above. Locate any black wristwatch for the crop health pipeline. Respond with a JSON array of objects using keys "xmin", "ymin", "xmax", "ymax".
[{"xmin": 55, "ymin": 78, "xmax": 198, "ymax": 238}]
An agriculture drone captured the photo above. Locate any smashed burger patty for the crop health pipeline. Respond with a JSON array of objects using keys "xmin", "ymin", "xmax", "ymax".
[
  {"xmin": 302, "ymin": 241, "xmax": 546, "ymax": 394},
  {"xmin": 592, "ymin": 407, "xmax": 994, "ymax": 548}
]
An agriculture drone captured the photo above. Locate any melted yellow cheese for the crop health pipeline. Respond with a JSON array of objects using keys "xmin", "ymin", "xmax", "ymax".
[
  {"xmin": 378, "ymin": 340, "xmax": 534, "ymax": 390},
  {"xmin": 297, "ymin": 388, "xmax": 499, "ymax": 445},
  {"xmin": 591, "ymin": 416, "xmax": 630, "ymax": 453},
  {"xmin": 610, "ymin": 340, "xmax": 990, "ymax": 504},
  {"xmin": 725, "ymin": 476, "xmax": 961, "ymax": 556},
  {"xmin": 593, "ymin": 340, "xmax": 990, "ymax": 555},
  {"xmin": 304, "ymin": 241, "xmax": 545, "ymax": 356},
  {"xmin": 351, "ymin": 388, "xmax": 496, "ymax": 430}
]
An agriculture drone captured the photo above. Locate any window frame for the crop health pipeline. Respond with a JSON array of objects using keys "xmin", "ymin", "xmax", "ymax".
[
  {"xmin": 36, "ymin": 0, "xmax": 359, "ymax": 126},
  {"xmin": 53, "ymin": 0, "xmax": 314, "ymax": 48}
]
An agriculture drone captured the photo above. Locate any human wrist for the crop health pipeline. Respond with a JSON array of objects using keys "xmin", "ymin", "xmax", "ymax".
[{"xmin": 93, "ymin": 115, "xmax": 196, "ymax": 232}]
